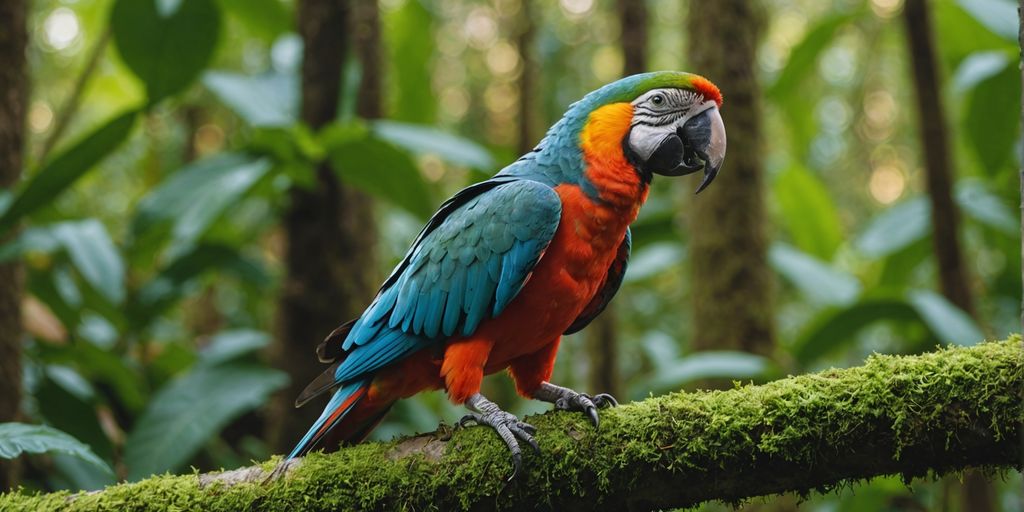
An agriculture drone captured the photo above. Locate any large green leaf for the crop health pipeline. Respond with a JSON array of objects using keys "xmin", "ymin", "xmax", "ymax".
[
  {"xmin": 323, "ymin": 123, "xmax": 436, "ymax": 219},
  {"xmin": 123, "ymin": 364, "xmax": 287, "ymax": 480},
  {"xmin": 214, "ymin": 0, "xmax": 289, "ymax": 41},
  {"xmin": 906, "ymin": 290, "xmax": 985, "ymax": 346},
  {"xmin": 0, "ymin": 423, "xmax": 112, "ymax": 475},
  {"xmin": 203, "ymin": 71, "xmax": 298, "ymax": 127},
  {"xmin": 955, "ymin": 179, "xmax": 1018, "ymax": 234},
  {"xmin": 647, "ymin": 351, "xmax": 775, "ymax": 393},
  {"xmin": 769, "ymin": 242, "xmax": 860, "ymax": 306},
  {"xmin": 133, "ymin": 243, "xmax": 268, "ymax": 324},
  {"xmin": 385, "ymin": 0, "xmax": 436, "ymax": 123},
  {"xmin": 767, "ymin": 11, "xmax": 863, "ymax": 100},
  {"xmin": 773, "ymin": 165, "xmax": 843, "ymax": 259},
  {"xmin": 371, "ymin": 120, "xmax": 495, "ymax": 170},
  {"xmin": 34, "ymin": 368, "xmax": 113, "ymax": 462},
  {"xmin": 198, "ymin": 330, "xmax": 272, "ymax": 366},
  {"xmin": 111, "ymin": 0, "xmax": 222, "ymax": 104},
  {"xmin": 52, "ymin": 220, "xmax": 125, "ymax": 305},
  {"xmin": 956, "ymin": 0, "xmax": 1018, "ymax": 41},
  {"xmin": 964, "ymin": 61, "xmax": 1020, "ymax": 174},
  {"xmin": 793, "ymin": 298, "xmax": 920, "ymax": 364},
  {"xmin": 132, "ymin": 154, "xmax": 272, "ymax": 254},
  {"xmin": 855, "ymin": 198, "xmax": 931, "ymax": 258},
  {"xmin": 0, "ymin": 111, "xmax": 137, "ymax": 234}
]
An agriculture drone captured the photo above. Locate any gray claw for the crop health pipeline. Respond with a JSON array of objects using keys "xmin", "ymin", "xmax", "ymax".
[
  {"xmin": 463, "ymin": 394, "xmax": 538, "ymax": 481},
  {"xmin": 553, "ymin": 390, "xmax": 618, "ymax": 429}
]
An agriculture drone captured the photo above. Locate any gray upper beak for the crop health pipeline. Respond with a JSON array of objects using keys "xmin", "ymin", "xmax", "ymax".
[
  {"xmin": 682, "ymin": 106, "xmax": 726, "ymax": 194},
  {"xmin": 642, "ymin": 106, "xmax": 726, "ymax": 193}
]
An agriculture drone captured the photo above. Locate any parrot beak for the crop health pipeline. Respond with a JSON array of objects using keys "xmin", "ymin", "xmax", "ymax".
[
  {"xmin": 629, "ymin": 103, "xmax": 726, "ymax": 192},
  {"xmin": 653, "ymin": 106, "xmax": 726, "ymax": 194}
]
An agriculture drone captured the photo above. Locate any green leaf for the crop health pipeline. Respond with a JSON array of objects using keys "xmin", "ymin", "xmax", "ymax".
[
  {"xmin": 323, "ymin": 122, "xmax": 436, "ymax": 219},
  {"xmin": 0, "ymin": 111, "xmax": 137, "ymax": 234},
  {"xmin": 371, "ymin": 120, "xmax": 495, "ymax": 170},
  {"xmin": 52, "ymin": 220, "xmax": 125, "ymax": 305},
  {"xmin": 906, "ymin": 290, "xmax": 985, "ymax": 346},
  {"xmin": 214, "ymin": 0, "xmax": 289, "ymax": 41},
  {"xmin": 624, "ymin": 243, "xmax": 685, "ymax": 283},
  {"xmin": 203, "ymin": 71, "xmax": 298, "ymax": 127},
  {"xmin": 133, "ymin": 154, "xmax": 272, "ymax": 254},
  {"xmin": 856, "ymin": 198, "xmax": 931, "ymax": 258},
  {"xmin": 769, "ymin": 242, "xmax": 861, "ymax": 306},
  {"xmin": 956, "ymin": 0, "xmax": 1018, "ymax": 41},
  {"xmin": 648, "ymin": 352, "xmax": 774, "ymax": 392},
  {"xmin": 133, "ymin": 243, "xmax": 268, "ymax": 324},
  {"xmin": 955, "ymin": 179, "xmax": 1018, "ymax": 234},
  {"xmin": 199, "ymin": 330, "xmax": 272, "ymax": 366},
  {"xmin": 124, "ymin": 364, "xmax": 287, "ymax": 480},
  {"xmin": 793, "ymin": 298, "xmax": 920, "ymax": 364},
  {"xmin": 385, "ymin": 0, "xmax": 436, "ymax": 123},
  {"xmin": 964, "ymin": 62, "xmax": 1020, "ymax": 173},
  {"xmin": 933, "ymin": 1, "xmax": 1013, "ymax": 67},
  {"xmin": 0, "ymin": 423, "xmax": 113, "ymax": 475},
  {"xmin": 0, "ymin": 225, "xmax": 61, "ymax": 263},
  {"xmin": 952, "ymin": 50, "xmax": 1011, "ymax": 93},
  {"xmin": 111, "ymin": 0, "xmax": 222, "ymax": 104},
  {"xmin": 34, "ymin": 368, "xmax": 113, "ymax": 462},
  {"xmin": 773, "ymin": 165, "xmax": 843, "ymax": 259},
  {"xmin": 767, "ymin": 12, "xmax": 863, "ymax": 99}
]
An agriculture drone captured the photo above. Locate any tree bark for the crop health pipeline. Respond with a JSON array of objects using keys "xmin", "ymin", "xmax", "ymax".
[
  {"xmin": 584, "ymin": 0, "xmax": 651, "ymax": 399},
  {"xmin": 0, "ymin": 0, "xmax": 28, "ymax": 492},
  {"xmin": 5, "ymin": 338, "xmax": 1021, "ymax": 511},
  {"xmin": 617, "ymin": 0, "xmax": 648, "ymax": 77},
  {"xmin": 267, "ymin": 0, "xmax": 378, "ymax": 454},
  {"xmin": 516, "ymin": 0, "xmax": 537, "ymax": 156},
  {"xmin": 686, "ymin": 0, "xmax": 774, "ymax": 356},
  {"xmin": 902, "ymin": 2, "xmax": 994, "ymax": 510}
]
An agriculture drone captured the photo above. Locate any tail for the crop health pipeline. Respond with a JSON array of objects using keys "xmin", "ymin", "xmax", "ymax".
[{"xmin": 286, "ymin": 378, "xmax": 372, "ymax": 460}]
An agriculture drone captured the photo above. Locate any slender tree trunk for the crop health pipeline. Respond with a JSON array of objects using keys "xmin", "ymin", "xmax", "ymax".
[
  {"xmin": 0, "ymin": 0, "xmax": 27, "ymax": 492},
  {"xmin": 617, "ymin": 0, "xmax": 647, "ymax": 77},
  {"xmin": 267, "ymin": 0, "xmax": 378, "ymax": 454},
  {"xmin": 686, "ymin": 0, "xmax": 774, "ymax": 357},
  {"xmin": 901, "ymin": 1, "xmax": 994, "ymax": 510},
  {"xmin": 516, "ymin": 0, "xmax": 537, "ymax": 156},
  {"xmin": 585, "ymin": 0, "xmax": 651, "ymax": 398}
]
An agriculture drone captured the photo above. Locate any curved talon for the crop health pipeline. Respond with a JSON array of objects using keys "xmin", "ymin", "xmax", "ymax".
[
  {"xmin": 549, "ymin": 389, "xmax": 619, "ymax": 429},
  {"xmin": 462, "ymin": 395, "xmax": 539, "ymax": 481}
]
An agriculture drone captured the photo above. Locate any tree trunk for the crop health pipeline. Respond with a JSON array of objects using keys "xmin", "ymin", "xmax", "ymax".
[
  {"xmin": 901, "ymin": 2, "xmax": 994, "ymax": 510},
  {"xmin": 617, "ymin": 0, "xmax": 647, "ymax": 77},
  {"xmin": 585, "ymin": 0, "xmax": 651, "ymax": 399},
  {"xmin": 0, "ymin": 0, "xmax": 27, "ymax": 492},
  {"xmin": 515, "ymin": 0, "xmax": 537, "ymax": 156},
  {"xmin": 7, "ymin": 338, "xmax": 1021, "ymax": 511},
  {"xmin": 686, "ymin": 0, "xmax": 774, "ymax": 357},
  {"xmin": 267, "ymin": 0, "xmax": 379, "ymax": 454}
]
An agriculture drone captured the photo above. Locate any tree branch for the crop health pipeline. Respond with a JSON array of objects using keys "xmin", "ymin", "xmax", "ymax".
[{"xmin": 3, "ymin": 337, "xmax": 1022, "ymax": 511}]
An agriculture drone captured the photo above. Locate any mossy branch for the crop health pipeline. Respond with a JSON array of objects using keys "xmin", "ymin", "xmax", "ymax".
[{"xmin": 3, "ymin": 337, "xmax": 1023, "ymax": 511}]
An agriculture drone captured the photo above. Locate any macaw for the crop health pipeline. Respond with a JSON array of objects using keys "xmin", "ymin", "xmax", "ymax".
[{"xmin": 285, "ymin": 71, "xmax": 726, "ymax": 477}]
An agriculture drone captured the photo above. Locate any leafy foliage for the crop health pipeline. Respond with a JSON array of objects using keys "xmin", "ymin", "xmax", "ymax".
[{"xmin": 0, "ymin": 423, "xmax": 113, "ymax": 475}]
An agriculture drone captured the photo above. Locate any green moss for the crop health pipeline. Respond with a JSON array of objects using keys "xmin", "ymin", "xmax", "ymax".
[{"xmin": 2, "ymin": 337, "xmax": 1021, "ymax": 511}]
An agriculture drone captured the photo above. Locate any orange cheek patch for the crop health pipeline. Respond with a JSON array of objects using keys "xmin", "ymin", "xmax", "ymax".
[{"xmin": 579, "ymin": 102, "xmax": 634, "ymax": 160}]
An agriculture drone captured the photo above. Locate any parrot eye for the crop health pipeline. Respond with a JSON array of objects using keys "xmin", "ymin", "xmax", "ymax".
[{"xmin": 651, "ymin": 94, "xmax": 665, "ymax": 106}]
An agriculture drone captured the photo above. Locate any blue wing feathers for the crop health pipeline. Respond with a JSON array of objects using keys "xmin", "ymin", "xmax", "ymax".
[{"xmin": 323, "ymin": 179, "xmax": 561, "ymax": 392}]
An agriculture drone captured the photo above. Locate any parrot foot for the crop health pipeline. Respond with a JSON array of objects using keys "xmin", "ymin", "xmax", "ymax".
[
  {"xmin": 533, "ymin": 382, "xmax": 618, "ymax": 428},
  {"xmin": 460, "ymin": 393, "xmax": 539, "ymax": 481}
]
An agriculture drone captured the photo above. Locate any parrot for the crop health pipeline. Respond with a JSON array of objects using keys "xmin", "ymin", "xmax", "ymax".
[{"xmin": 283, "ymin": 71, "xmax": 726, "ymax": 478}]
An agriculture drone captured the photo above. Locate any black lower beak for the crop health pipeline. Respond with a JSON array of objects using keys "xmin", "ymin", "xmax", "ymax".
[{"xmin": 643, "ymin": 107, "xmax": 726, "ymax": 193}]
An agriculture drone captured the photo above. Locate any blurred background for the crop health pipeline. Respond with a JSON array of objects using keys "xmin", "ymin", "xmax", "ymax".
[{"xmin": 0, "ymin": 0, "xmax": 1020, "ymax": 510}]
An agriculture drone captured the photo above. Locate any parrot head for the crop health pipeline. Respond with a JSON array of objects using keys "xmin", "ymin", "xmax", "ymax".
[{"xmin": 567, "ymin": 71, "xmax": 726, "ymax": 193}]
